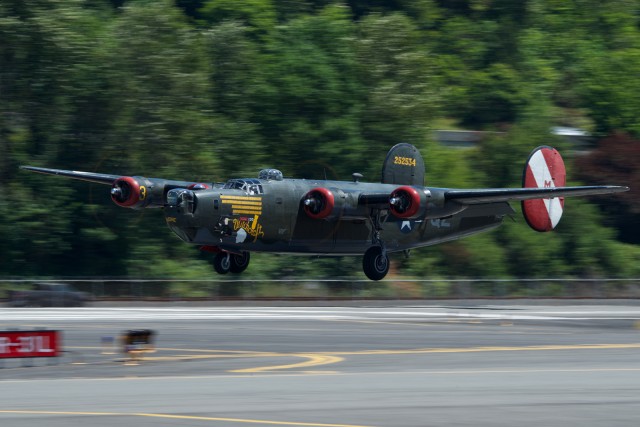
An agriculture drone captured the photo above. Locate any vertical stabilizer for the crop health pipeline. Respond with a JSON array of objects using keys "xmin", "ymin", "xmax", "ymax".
[
  {"xmin": 381, "ymin": 143, "xmax": 425, "ymax": 186},
  {"xmin": 522, "ymin": 146, "xmax": 566, "ymax": 232}
]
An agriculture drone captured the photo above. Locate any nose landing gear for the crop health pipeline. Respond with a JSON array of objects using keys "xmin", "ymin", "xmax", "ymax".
[{"xmin": 213, "ymin": 251, "xmax": 251, "ymax": 274}]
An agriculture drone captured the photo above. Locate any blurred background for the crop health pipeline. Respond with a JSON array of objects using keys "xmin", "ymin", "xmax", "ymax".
[{"xmin": 1, "ymin": 0, "xmax": 638, "ymax": 298}]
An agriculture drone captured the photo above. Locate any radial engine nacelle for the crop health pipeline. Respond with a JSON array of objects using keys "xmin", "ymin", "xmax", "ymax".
[
  {"xmin": 110, "ymin": 176, "xmax": 211, "ymax": 209},
  {"xmin": 303, "ymin": 187, "xmax": 340, "ymax": 219},
  {"xmin": 303, "ymin": 185, "xmax": 430, "ymax": 220},
  {"xmin": 389, "ymin": 186, "xmax": 429, "ymax": 219},
  {"xmin": 110, "ymin": 176, "xmax": 148, "ymax": 208}
]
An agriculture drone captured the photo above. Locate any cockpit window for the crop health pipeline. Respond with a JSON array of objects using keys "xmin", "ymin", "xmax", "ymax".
[
  {"xmin": 223, "ymin": 179, "xmax": 263, "ymax": 195},
  {"xmin": 223, "ymin": 181, "xmax": 242, "ymax": 190}
]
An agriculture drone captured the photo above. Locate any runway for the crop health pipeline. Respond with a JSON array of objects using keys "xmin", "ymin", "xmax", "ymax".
[{"xmin": 1, "ymin": 303, "xmax": 640, "ymax": 426}]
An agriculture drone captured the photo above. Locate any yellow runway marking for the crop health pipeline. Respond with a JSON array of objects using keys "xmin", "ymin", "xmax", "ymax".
[
  {"xmin": 137, "ymin": 413, "xmax": 371, "ymax": 426},
  {"xmin": 69, "ymin": 346, "xmax": 344, "ymax": 373},
  {"xmin": 231, "ymin": 354, "xmax": 344, "ymax": 373},
  {"xmin": 0, "ymin": 411, "xmax": 373, "ymax": 427},
  {"xmin": 67, "ymin": 344, "xmax": 640, "ymax": 374},
  {"xmin": 317, "ymin": 343, "xmax": 640, "ymax": 357}
]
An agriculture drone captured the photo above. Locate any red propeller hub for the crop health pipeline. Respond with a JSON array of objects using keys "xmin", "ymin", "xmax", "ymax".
[
  {"xmin": 389, "ymin": 186, "xmax": 421, "ymax": 218},
  {"xmin": 303, "ymin": 188, "xmax": 335, "ymax": 219},
  {"xmin": 111, "ymin": 176, "xmax": 143, "ymax": 208}
]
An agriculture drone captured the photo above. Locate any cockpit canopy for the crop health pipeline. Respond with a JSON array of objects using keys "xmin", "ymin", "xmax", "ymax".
[{"xmin": 223, "ymin": 178, "xmax": 264, "ymax": 195}]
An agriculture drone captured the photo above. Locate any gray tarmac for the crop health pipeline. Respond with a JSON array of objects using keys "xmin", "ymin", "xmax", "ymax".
[{"xmin": 1, "ymin": 302, "xmax": 640, "ymax": 427}]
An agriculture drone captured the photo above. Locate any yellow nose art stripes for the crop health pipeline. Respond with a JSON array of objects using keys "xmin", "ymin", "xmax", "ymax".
[{"xmin": 221, "ymin": 196, "xmax": 263, "ymax": 215}]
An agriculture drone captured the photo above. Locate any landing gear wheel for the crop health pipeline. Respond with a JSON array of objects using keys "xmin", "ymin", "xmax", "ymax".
[
  {"xmin": 213, "ymin": 252, "xmax": 231, "ymax": 274},
  {"xmin": 230, "ymin": 252, "xmax": 251, "ymax": 274},
  {"xmin": 362, "ymin": 246, "xmax": 389, "ymax": 281}
]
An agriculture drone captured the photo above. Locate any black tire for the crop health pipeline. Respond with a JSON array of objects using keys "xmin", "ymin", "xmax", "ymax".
[
  {"xmin": 213, "ymin": 252, "xmax": 231, "ymax": 274},
  {"xmin": 362, "ymin": 246, "xmax": 389, "ymax": 281},
  {"xmin": 230, "ymin": 252, "xmax": 251, "ymax": 274}
]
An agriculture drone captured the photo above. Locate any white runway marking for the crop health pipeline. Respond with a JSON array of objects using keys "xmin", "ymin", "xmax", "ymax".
[{"xmin": 2, "ymin": 305, "xmax": 640, "ymax": 322}]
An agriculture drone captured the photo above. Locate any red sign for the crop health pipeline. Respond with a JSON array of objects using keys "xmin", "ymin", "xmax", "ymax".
[{"xmin": 0, "ymin": 330, "xmax": 61, "ymax": 358}]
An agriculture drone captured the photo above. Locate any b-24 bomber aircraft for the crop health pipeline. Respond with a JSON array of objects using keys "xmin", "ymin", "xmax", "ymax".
[{"xmin": 22, "ymin": 144, "xmax": 628, "ymax": 280}]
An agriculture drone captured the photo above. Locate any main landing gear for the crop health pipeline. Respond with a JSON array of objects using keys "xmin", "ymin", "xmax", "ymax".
[
  {"xmin": 213, "ymin": 251, "xmax": 251, "ymax": 274},
  {"xmin": 362, "ymin": 209, "xmax": 391, "ymax": 281},
  {"xmin": 362, "ymin": 246, "xmax": 389, "ymax": 281}
]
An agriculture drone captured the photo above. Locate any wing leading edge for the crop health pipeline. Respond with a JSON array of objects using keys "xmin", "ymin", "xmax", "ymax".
[
  {"xmin": 20, "ymin": 166, "xmax": 205, "ymax": 188},
  {"xmin": 445, "ymin": 185, "xmax": 629, "ymax": 205},
  {"xmin": 20, "ymin": 166, "xmax": 121, "ymax": 185}
]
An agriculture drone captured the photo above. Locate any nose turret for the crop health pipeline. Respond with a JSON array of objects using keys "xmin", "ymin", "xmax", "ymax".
[{"xmin": 166, "ymin": 188, "xmax": 196, "ymax": 214}]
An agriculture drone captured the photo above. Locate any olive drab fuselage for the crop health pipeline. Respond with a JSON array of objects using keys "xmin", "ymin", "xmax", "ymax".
[{"xmin": 163, "ymin": 179, "xmax": 512, "ymax": 255}]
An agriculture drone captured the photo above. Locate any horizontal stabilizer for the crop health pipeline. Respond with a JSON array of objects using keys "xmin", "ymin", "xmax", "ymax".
[{"xmin": 445, "ymin": 185, "xmax": 629, "ymax": 205}]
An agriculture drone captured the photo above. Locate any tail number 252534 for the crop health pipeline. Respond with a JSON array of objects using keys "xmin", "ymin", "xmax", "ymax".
[{"xmin": 393, "ymin": 156, "xmax": 416, "ymax": 167}]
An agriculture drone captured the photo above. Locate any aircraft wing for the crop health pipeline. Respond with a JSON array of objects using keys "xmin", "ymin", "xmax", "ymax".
[
  {"xmin": 20, "ymin": 166, "xmax": 205, "ymax": 188},
  {"xmin": 20, "ymin": 166, "xmax": 217, "ymax": 209},
  {"xmin": 20, "ymin": 166, "xmax": 122, "ymax": 185},
  {"xmin": 444, "ymin": 185, "xmax": 629, "ymax": 205}
]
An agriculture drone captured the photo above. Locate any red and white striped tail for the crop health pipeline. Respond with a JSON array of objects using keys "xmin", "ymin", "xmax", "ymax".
[{"xmin": 522, "ymin": 146, "xmax": 566, "ymax": 232}]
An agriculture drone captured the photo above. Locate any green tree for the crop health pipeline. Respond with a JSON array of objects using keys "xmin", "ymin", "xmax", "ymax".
[
  {"xmin": 575, "ymin": 132, "xmax": 640, "ymax": 244},
  {"xmin": 0, "ymin": 0, "xmax": 114, "ymax": 275},
  {"xmin": 523, "ymin": 0, "xmax": 640, "ymax": 135},
  {"xmin": 250, "ymin": 5, "xmax": 365, "ymax": 179},
  {"xmin": 355, "ymin": 12, "xmax": 438, "ymax": 169},
  {"xmin": 202, "ymin": 21, "xmax": 265, "ymax": 178},
  {"xmin": 199, "ymin": 0, "xmax": 277, "ymax": 39}
]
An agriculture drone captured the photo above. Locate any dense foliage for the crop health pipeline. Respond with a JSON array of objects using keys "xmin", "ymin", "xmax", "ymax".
[{"xmin": 1, "ymin": 0, "xmax": 638, "ymax": 282}]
